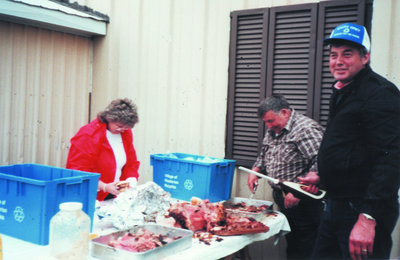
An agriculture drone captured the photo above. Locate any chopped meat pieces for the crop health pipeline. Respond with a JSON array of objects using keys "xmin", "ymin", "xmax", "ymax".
[
  {"xmin": 168, "ymin": 198, "xmax": 270, "ymax": 236},
  {"xmin": 210, "ymin": 215, "xmax": 269, "ymax": 236},
  {"xmin": 225, "ymin": 202, "xmax": 269, "ymax": 213},
  {"xmin": 194, "ymin": 231, "xmax": 224, "ymax": 245},
  {"xmin": 107, "ymin": 228, "xmax": 182, "ymax": 252},
  {"xmin": 168, "ymin": 198, "xmax": 226, "ymax": 232}
]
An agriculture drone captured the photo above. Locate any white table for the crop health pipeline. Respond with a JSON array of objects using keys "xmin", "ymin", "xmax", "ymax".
[
  {"xmin": 164, "ymin": 211, "xmax": 290, "ymax": 260},
  {"xmin": 2, "ymin": 210, "xmax": 290, "ymax": 260}
]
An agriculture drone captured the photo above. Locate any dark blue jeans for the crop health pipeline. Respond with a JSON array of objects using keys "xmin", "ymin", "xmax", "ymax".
[
  {"xmin": 311, "ymin": 198, "xmax": 399, "ymax": 260},
  {"xmin": 273, "ymin": 189, "xmax": 323, "ymax": 260}
]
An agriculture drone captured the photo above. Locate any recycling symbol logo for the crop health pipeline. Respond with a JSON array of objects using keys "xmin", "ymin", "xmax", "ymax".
[
  {"xmin": 14, "ymin": 206, "xmax": 25, "ymax": 223},
  {"xmin": 184, "ymin": 179, "xmax": 193, "ymax": 190}
]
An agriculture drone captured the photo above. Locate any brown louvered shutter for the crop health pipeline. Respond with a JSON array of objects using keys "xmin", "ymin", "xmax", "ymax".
[
  {"xmin": 226, "ymin": 9, "xmax": 269, "ymax": 167},
  {"xmin": 313, "ymin": 0, "xmax": 371, "ymax": 125},
  {"xmin": 225, "ymin": 0, "xmax": 371, "ymax": 166},
  {"xmin": 266, "ymin": 4, "xmax": 317, "ymax": 117}
]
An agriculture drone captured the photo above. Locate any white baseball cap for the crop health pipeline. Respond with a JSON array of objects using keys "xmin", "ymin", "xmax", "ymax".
[{"xmin": 324, "ymin": 23, "xmax": 370, "ymax": 52}]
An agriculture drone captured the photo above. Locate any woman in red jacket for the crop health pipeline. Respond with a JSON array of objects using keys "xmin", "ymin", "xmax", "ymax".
[{"xmin": 66, "ymin": 98, "xmax": 140, "ymax": 201}]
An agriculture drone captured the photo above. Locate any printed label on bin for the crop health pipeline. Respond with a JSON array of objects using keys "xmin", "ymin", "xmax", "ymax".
[
  {"xmin": 0, "ymin": 164, "xmax": 100, "ymax": 245},
  {"xmin": 0, "ymin": 200, "xmax": 6, "ymax": 221},
  {"xmin": 14, "ymin": 206, "xmax": 25, "ymax": 222},
  {"xmin": 164, "ymin": 174, "xmax": 179, "ymax": 189},
  {"xmin": 163, "ymin": 173, "xmax": 194, "ymax": 191},
  {"xmin": 184, "ymin": 179, "xmax": 193, "ymax": 190}
]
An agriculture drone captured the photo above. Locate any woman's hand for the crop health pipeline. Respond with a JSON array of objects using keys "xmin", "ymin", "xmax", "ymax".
[{"xmin": 104, "ymin": 182, "xmax": 121, "ymax": 196}]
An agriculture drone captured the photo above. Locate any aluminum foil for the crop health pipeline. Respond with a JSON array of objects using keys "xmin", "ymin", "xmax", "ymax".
[{"xmin": 96, "ymin": 182, "xmax": 173, "ymax": 230}]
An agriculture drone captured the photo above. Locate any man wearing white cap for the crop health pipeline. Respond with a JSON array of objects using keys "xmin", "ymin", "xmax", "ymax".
[{"xmin": 299, "ymin": 23, "xmax": 400, "ymax": 259}]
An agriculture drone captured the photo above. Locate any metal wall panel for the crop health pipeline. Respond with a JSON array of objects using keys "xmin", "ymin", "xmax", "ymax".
[
  {"xmin": 82, "ymin": 0, "xmax": 327, "ymax": 185},
  {"xmin": 0, "ymin": 21, "xmax": 91, "ymax": 166},
  {"xmin": 76, "ymin": 0, "xmax": 399, "ymax": 193},
  {"xmin": 1, "ymin": 0, "xmax": 397, "ymax": 189},
  {"xmin": 370, "ymin": 2, "xmax": 400, "ymax": 258},
  {"xmin": 1, "ymin": 0, "xmax": 399, "ymax": 257},
  {"xmin": 80, "ymin": 1, "xmax": 400, "ymax": 258}
]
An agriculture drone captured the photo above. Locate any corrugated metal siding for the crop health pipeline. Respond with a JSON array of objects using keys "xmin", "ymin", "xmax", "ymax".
[
  {"xmin": 84, "ymin": 0, "xmax": 328, "ymax": 185},
  {"xmin": 78, "ymin": 1, "xmax": 400, "ymax": 257},
  {"xmin": 2, "ymin": 0, "xmax": 397, "ymax": 188},
  {"xmin": 89, "ymin": 0, "xmax": 237, "ymax": 184},
  {"xmin": 370, "ymin": 0, "xmax": 400, "ymax": 87},
  {"xmin": 0, "ymin": 21, "xmax": 91, "ymax": 166},
  {"xmin": 371, "ymin": 1, "xmax": 400, "ymax": 258},
  {"xmin": 1, "ymin": 0, "xmax": 399, "ymax": 257}
]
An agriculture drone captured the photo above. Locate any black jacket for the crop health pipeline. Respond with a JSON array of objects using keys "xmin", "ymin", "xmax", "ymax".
[{"xmin": 318, "ymin": 66, "xmax": 400, "ymax": 218}]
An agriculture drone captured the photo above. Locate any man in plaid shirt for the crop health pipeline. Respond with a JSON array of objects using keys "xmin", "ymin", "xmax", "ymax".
[{"xmin": 248, "ymin": 95, "xmax": 324, "ymax": 260}]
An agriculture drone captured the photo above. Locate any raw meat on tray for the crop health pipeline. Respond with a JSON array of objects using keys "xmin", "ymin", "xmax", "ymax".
[
  {"xmin": 108, "ymin": 227, "xmax": 182, "ymax": 252},
  {"xmin": 167, "ymin": 198, "xmax": 270, "ymax": 236},
  {"xmin": 210, "ymin": 216, "xmax": 269, "ymax": 236},
  {"xmin": 225, "ymin": 202, "xmax": 270, "ymax": 213},
  {"xmin": 168, "ymin": 197, "xmax": 226, "ymax": 232}
]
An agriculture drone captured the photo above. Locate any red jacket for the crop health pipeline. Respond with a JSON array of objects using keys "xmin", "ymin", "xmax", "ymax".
[{"xmin": 66, "ymin": 119, "xmax": 140, "ymax": 201}]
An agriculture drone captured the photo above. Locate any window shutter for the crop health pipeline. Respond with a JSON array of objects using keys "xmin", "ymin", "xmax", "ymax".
[
  {"xmin": 266, "ymin": 4, "xmax": 317, "ymax": 117},
  {"xmin": 226, "ymin": 0, "xmax": 371, "ymax": 166},
  {"xmin": 226, "ymin": 9, "xmax": 269, "ymax": 167},
  {"xmin": 313, "ymin": 0, "xmax": 369, "ymax": 126}
]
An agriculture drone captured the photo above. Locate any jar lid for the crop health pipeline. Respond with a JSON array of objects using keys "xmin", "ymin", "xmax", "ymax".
[{"xmin": 59, "ymin": 202, "xmax": 83, "ymax": 211}]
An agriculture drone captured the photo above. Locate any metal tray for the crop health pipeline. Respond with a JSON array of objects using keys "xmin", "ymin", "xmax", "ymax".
[
  {"xmin": 223, "ymin": 197, "xmax": 274, "ymax": 221},
  {"xmin": 91, "ymin": 224, "xmax": 193, "ymax": 260}
]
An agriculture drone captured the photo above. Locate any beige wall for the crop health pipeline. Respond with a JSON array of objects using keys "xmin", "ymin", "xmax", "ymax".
[
  {"xmin": 78, "ymin": 0, "xmax": 400, "ymax": 185},
  {"xmin": 80, "ymin": 0, "xmax": 400, "ymax": 258},
  {"xmin": 372, "ymin": 2, "xmax": 400, "ymax": 259},
  {"xmin": 0, "ymin": 21, "xmax": 91, "ymax": 166},
  {"xmin": 370, "ymin": 0, "xmax": 400, "ymax": 86},
  {"xmin": 1, "ymin": 0, "xmax": 398, "ymax": 258},
  {"xmin": 83, "ymin": 0, "xmax": 319, "ymax": 183}
]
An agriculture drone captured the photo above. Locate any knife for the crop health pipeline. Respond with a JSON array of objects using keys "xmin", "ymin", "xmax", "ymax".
[
  {"xmin": 238, "ymin": 166, "xmax": 326, "ymax": 200},
  {"xmin": 249, "ymin": 182, "xmax": 257, "ymax": 199}
]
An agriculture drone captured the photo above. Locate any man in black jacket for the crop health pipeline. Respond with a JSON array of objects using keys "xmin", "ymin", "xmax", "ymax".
[{"xmin": 300, "ymin": 23, "xmax": 400, "ymax": 260}]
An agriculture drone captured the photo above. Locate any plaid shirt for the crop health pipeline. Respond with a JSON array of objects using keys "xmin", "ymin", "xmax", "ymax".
[{"xmin": 253, "ymin": 110, "xmax": 324, "ymax": 188}]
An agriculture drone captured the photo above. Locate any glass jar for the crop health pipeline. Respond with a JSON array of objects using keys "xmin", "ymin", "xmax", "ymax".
[{"xmin": 49, "ymin": 202, "xmax": 90, "ymax": 260}]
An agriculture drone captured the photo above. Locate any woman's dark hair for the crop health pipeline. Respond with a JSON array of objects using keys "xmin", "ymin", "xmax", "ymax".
[
  {"xmin": 258, "ymin": 94, "xmax": 290, "ymax": 119},
  {"xmin": 97, "ymin": 98, "xmax": 138, "ymax": 127}
]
